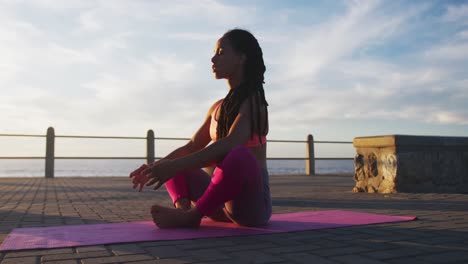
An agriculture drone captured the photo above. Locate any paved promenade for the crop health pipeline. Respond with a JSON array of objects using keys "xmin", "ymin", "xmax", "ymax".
[{"xmin": 0, "ymin": 174, "xmax": 467, "ymax": 264}]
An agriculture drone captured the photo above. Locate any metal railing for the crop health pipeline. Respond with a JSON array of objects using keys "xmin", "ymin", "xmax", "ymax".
[{"xmin": 0, "ymin": 127, "xmax": 353, "ymax": 178}]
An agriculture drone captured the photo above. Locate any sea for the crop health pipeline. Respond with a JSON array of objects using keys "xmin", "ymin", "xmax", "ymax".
[{"xmin": 0, "ymin": 159, "xmax": 354, "ymax": 177}]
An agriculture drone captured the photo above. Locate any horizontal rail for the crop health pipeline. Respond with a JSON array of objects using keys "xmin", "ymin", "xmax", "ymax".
[
  {"xmin": 268, "ymin": 140, "xmax": 352, "ymax": 144},
  {"xmin": 0, "ymin": 157, "xmax": 45, "ymax": 159},
  {"xmin": 56, "ymin": 135, "xmax": 146, "ymax": 140},
  {"xmin": 315, "ymin": 157, "xmax": 354, "ymax": 160},
  {"xmin": 0, "ymin": 157, "xmax": 353, "ymax": 160},
  {"xmin": 267, "ymin": 157, "xmax": 307, "ymax": 160},
  {"xmin": 267, "ymin": 139, "xmax": 307, "ymax": 143},
  {"xmin": 315, "ymin": 140, "xmax": 352, "ymax": 144},
  {"xmin": 268, "ymin": 157, "xmax": 353, "ymax": 160},
  {"xmin": 0, "ymin": 157, "xmax": 148, "ymax": 160},
  {"xmin": 0, "ymin": 134, "xmax": 46, "ymax": 138},
  {"xmin": 155, "ymin": 137, "xmax": 191, "ymax": 141},
  {"xmin": 0, "ymin": 135, "xmax": 191, "ymax": 141},
  {"xmin": 55, "ymin": 157, "xmax": 148, "ymax": 160},
  {"xmin": 58, "ymin": 136, "xmax": 191, "ymax": 141}
]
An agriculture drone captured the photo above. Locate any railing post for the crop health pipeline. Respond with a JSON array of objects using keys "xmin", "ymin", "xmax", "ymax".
[
  {"xmin": 45, "ymin": 127, "xmax": 55, "ymax": 178},
  {"xmin": 147, "ymin": 129, "xmax": 155, "ymax": 164},
  {"xmin": 306, "ymin": 134, "xmax": 315, "ymax": 176}
]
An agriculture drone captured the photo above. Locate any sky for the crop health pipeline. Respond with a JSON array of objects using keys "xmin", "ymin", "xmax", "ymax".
[{"xmin": 1, "ymin": 0, "xmax": 468, "ymax": 158}]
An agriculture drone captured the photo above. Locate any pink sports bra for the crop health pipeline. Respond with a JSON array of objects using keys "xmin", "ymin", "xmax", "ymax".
[{"xmin": 210, "ymin": 100, "xmax": 267, "ymax": 147}]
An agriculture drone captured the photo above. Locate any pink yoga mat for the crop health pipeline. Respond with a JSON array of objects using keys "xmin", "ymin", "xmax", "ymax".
[{"xmin": 0, "ymin": 210, "xmax": 415, "ymax": 251}]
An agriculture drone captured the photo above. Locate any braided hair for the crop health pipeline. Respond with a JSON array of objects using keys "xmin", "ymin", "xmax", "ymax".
[{"xmin": 216, "ymin": 29, "xmax": 269, "ymax": 144}]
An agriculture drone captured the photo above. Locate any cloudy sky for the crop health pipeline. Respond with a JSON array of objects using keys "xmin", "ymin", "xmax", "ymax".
[{"xmin": 1, "ymin": 0, "xmax": 468, "ymax": 158}]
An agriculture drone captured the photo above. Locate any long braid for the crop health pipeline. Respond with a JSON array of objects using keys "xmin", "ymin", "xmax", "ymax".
[
  {"xmin": 216, "ymin": 29, "xmax": 269, "ymax": 143},
  {"xmin": 216, "ymin": 83, "xmax": 249, "ymax": 139}
]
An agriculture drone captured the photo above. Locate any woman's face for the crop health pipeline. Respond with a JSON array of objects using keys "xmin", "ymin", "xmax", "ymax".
[{"xmin": 211, "ymin": 37, "xmax": 245, "ymax": 80}]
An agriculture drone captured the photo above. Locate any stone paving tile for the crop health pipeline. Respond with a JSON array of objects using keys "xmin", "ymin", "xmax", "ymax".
[
  {"xmin": 41, "ymin": 250, "xmax": 112, "ymax": 262},
  {"xmin": 386, "ymin": 258, "xmax": 432, "ymax": 264},
  {"xmin": 138, "ymin": 240, "xmax": 193, "ymax": 248},
  {"xmin": 185, "ymin": 248, "xmax": 232, "ymax": 262},
  {"xmin": 191, "ymin": 259, "xmax": 262, "ymax": 264},
  {"xmin": 136, "ymin": 260, "xmax": 189, "ymax": 264},
  {"xmin": 325, "ymin": 232, "xmax": 381, "ymax": 242},
  {"xmin": 310, "ymin": 245, "xmax": 373, "ymax": 257},
  {"xmin": 109, "ymin": 244, "xmax": 147, "ymax": 256},
  {"xmin": 4, "ymin": 248, "xmax": 74, "ymax": 258},
  {"xmin": 390, "ymin": 240, "xmax": 449, "ymax": 253},
  {"xmin": 175, "ymin": 239, "xmax": 237, "ymax": 250},
  {"xmin": 76, "ymin": 246, "xmax": 108, "ymax": 253},
  {"xmin": 281, "ymin": 252, "xmax": 338, "ymax": 264},
  {"xmin": 255, "ymin": 236, "xmax": 306, "ymax": 246},
  {"xmin": 260, "ymin": 243, "xmax": 322, "ymax": 255},
  {"xmin": 386, "ymin": 228, "xmax": 439, "ymax": 239},
  {"xmin": 218, "ymin": 241, "xmax": 278, "ymax": 253},
  {"xmin": 153, "ymin": 260, "xmax": 191, "ymax": 264},
  {"xmin": 41, "ymin": 261, "xmax": 79, "ymax": 264},
  {"xmin": 362, "ymin": 247, "xmax": 427, "ymax": 260},
  {"xmin": 307, "ymin": 238, "xmax": 347, "ymax": 248},
  {"xmin": 145, "ymin": 246, "xmax": 187, "ymax": 259},
  {"xmin": 0, "ymin": 256, "xmax": 39, "ymax": 264},
  {"xmin": 226, "ymin": 250, "xmax": 285, "ymax": 264},
  {"xmin": 342, "ymin": 240, "xmax": 399, "ymax": 251},
  {"xmin": 80, "ymin": 253, "xmax": 155, "ymax": 264},
  {"xmin": 417, "ymin": 233, "xmax": 467, "ymax": 245},
  {"xmin": 279, "ymin": 230, "xmax": 331, "ymax": 242},
  {"xmin": 330, "ymin": 254, "xmax": 388, "ymax": 264},
  {"xmin": 416, "ymin": 251, "xmax": 468, "ymax": 264}
]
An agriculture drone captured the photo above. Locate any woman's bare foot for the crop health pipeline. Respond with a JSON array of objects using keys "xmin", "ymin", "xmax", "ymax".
[
  {"xmin": 174, "ymin": 198, "xmax": 191, "ymax": 210},
  {"xmin": 151, "ymin": 204, "xmax": 202, "ymax": 228}
]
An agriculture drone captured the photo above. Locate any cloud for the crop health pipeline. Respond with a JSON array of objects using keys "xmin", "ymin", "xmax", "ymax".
[
  {"xmin": 277, "ymin": 0, "xmax": 409, "ymax": 82},
  {"xmin": 443, "ymin": 3, "xmax": 468, "ymax": 24},
  {"xmin": 424, "ymin": 42, "xmax": 468, "ymax": 61},
  {"xmin": 167, "ymin": 32, "xmax": 219, "ymax": 42},
  {"xmin": 3, "ymin": 0, "xmax": 92, "ymax": 10},
  {"xmin": 340, "ymin": 105, "xmax": 468, "ymax": 126},
  {"xmin": 71, "ymin": 0, "xmax": 254, "ymax": 35},
  {"xmin": 268, "ymin": 2, "xmax": 403, "ymax": 104},
  {"xmin": 426, "ymin": 111, "xmax": 468, "ymax": 125},
  {"xmin": 273, "ymin": 55, "xmax": 468, "ymax": 127},
  {"xmin": 78, "ymin": 9, "xmax": 102, "ymax": 32},
  {"xmin": 6, "ymin": 51, "xmax": 204, "ymax": 135},
  {"xmin": 457, "ymin": 29, "xmax": 468, "ymax": 39}
]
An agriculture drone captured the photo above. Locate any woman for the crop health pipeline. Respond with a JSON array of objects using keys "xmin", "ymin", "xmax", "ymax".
[{"xmin": 130, "ymin": 28, "xmax": 271, "ymax": 228}]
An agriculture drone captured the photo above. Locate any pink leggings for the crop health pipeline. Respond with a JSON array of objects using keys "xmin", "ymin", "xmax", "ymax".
[{"xmin": 164, "ymin": 146, "xmax": 271, "ymax": 226}]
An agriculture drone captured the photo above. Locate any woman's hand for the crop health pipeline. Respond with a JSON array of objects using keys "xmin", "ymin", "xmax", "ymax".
[
  {"xmin": 129, "ymin": 164, "xmax": 150, "ymax": 192},
  {"xmin": 143, "ymin": 159, "xmax": 176, "ymax": 190},
  {"xmin": 129, "ymin": 159, "xmax": 172, "ymax": 192}
]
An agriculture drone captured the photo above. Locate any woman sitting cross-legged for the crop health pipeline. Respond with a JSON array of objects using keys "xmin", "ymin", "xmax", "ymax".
[{"xmin": 129, "ymin": 28, "xmax": 271, "ymax": 228}]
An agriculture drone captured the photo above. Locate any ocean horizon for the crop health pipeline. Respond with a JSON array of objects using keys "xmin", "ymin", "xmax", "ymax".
[{"xmin": 0, "ymin": 159, "xmax": 354, "ymax": 177}]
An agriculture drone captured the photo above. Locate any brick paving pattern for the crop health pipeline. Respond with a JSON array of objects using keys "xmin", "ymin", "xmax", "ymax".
[{"xmin": 0, "ymin": 175, "xmax": 467, "ymax": 263}]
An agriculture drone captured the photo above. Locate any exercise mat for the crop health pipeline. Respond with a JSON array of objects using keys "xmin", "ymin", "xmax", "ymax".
[{"xmin": 0, "ymin": 210, "xmax": 416, "ymax": 251}]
